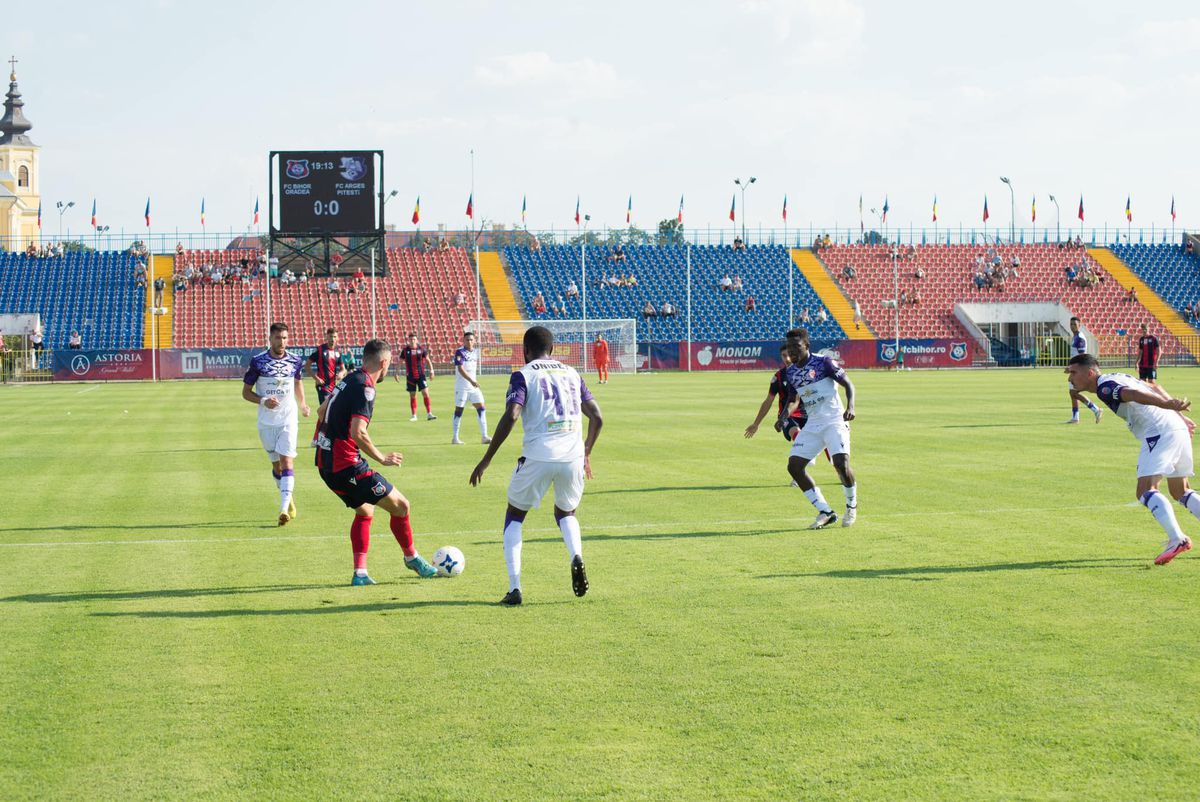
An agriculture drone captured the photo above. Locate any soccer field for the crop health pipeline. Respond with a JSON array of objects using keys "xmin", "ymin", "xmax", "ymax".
[{"xmin": 2, "ymin": 368, "xmax": 1199, "ymax": 801}]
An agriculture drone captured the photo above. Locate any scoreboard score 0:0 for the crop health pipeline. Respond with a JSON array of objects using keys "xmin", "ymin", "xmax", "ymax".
[{"xmin": 276, "ymin": 151, "xmax": 379, "ymax": 235}]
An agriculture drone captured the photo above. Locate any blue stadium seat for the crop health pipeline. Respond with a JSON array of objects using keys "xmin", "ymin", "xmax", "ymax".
[{"xmin": 1112, "ymin": 244, "xmax": 1200, "ymax": 331}]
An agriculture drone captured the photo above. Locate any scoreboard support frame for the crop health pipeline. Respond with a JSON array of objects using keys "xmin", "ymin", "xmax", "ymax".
[{"xmin": 267, "ymin": 150, "xmax": 386, "ymax": 276}]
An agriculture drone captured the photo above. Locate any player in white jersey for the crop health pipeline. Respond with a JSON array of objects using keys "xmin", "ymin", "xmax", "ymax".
[
  {"xmin": 469, "ymin": 325, "xmax": 604, "ymax": 606},
  {"xmin": 782, "ymin": 328, "xmax": 858, "ymax": 529},
  {"xmin": 1066, "ymin": 316, "xmax": 1103, "ymax": 424},
  {"xmin": 1065, "ymin": 353, "xmax": 1196, "ymax": 565},
  {"xmin": 451, "ymin": 331, "xmax": 491, "ymax": 445},
  {"xmin": 242, "ymin": 322, "xmax": 310, "ymax": 525}
]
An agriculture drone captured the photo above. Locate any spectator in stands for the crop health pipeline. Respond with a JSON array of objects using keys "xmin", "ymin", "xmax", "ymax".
[
  {"xmin": 529, "ymin": 234, "xmax": 541, "ymax": 252},
  {"xmin": 173, "ymin": 273, "xmax": 187, "ymax": 293},
  {"xmin": 175, "ymin": 242, "xmax": 184, "ymax": 256},
  {"xmin": 25, "ymin": 242, "xmax": 37, "ymax": 257},
  {"xmin": 184, "ymin": 264, "xmax": 195, "ymax": 283},
  {"xmin": 852, "ymin": 299, "xmax": 864, "ymax": 330},
  {"xmin": 327, "ymin": 277, "xmax": 342, "ymax": 295},
  {"xmin": 719, "ymin": 274, "xmax": 733, "ymax": 292},
  {"xmin": 566, "ymin": 280, "xmax": 579, "ymax": 299},
  {"xmin": 661, "ymin": 301, "xmax": 677, "ymax": 317},
  {"xmin": 533, "ymin": 293, "xmax": 546, "ymax": 314},
  {"xmin": 911, "ymin": 288, "xmax": 922, "ymax": 306},
  {"xmin": 899, "ymin": 289, "xmax": 909, "ymax": 306},
  {"xmin": 136, "ymin": 271, "xmax": 147, "ymax": 290},
  {"xmin": 611, "ymin": 244, "xmax": 626, "ymax": 263},
  {"xmin": 890, "ymin": 244, "xmax": 899, "ymax": 260},
  {"xmin": 31, "ymin": 330, "xmax": 43, "ymax": 350},
  {"xmin": 732, "ymin": 274, "xmax": 744, "ymax": 292},
  {"xmin": 1065, "ymin": 264, "xmax": 1079, "ymax": 285},
  {"xmin": 553, "ymin": 296, "xmax": 566, "ymax": 315},
  {"xmin": 744, "ymin": 296, "xmax": 757, "ymax": 312},
  {"xmin": 914, "ymin": 265, "xmax": 925, "ymax": 280},
  {"xmin": 816, "ymin": 307, "xmax": 829, "ymax": 323},
  {"xmin": 974, "ymin": 271, "xmax": 987, "ymax": 289},
  {"xmin": 843, "ymin": 264, "xmax": 856, "ymax": 281},
  {"xmin": 297, "ymin": 267, "xmax": 308, "ymax": 284},
  {"xmin": 732, "ymin": 237, "xmax": 746, "ymax": 252},
  {"xmin": 823, "ymin": 234, "xmax": 833, "ymax": 249},
  {"xmin": 607, "ymin": 274, "xmax": 622, "ymax": 288},
  {"xmin": 68, "ymin": 330, "xmax": 82, "ymax": 349},
  {"xmin": 281, "ymin": 269, "xmax": 295, "ymax": 286},
  {"xmin": 1186, "ymin": 240, "xmax": 1194, "ymax": 255},
  {"xmin": 153, "ymin": 275, "xmax": 166, "ymax": 307},
  {"xmin": 642, "ymin": 301, "xmax": 657, "ymax": 318},
  {"xmin": 331, "ymin": 252, "xmax": 344, "ymax": 269},
  {"xmin": 1127, "ymin": 286, "xmax": 1138, "ymax": 303},
  {"xmin": 800, "ymin": 308, "xmax": 811, "ymax": 323},
  {"xmin": 627, "ymin": 273, "xmax": 638, "ymax": 287},
  {"xmin": 993, "ymin": 271, "xmax": 1006, "ymax": 292},
  {"xmin": 438, "ymin": 237, "xmax": 450, "ymax": 252},
  {"xmin": 135, "ymin": 260, "xmax": 147, "ymax": 280}
]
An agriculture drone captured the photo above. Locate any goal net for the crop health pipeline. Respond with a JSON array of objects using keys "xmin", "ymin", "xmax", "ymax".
[{"xmin": 468, "ymin": 319, "xmax": 637, "ymax": 376}]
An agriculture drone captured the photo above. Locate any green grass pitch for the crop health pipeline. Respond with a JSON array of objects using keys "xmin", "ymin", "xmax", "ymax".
[{"xmin": 2, "ymin": 368, "xmax": 1199, "ymax": 801}]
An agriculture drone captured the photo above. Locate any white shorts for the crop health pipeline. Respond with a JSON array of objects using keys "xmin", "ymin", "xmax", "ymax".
[
  {"xmin": 259, "ymin": 422, "xmax": 298, "ymax": 461},
  {"xmin": 455, "ymin": 385, "xmax": 485, "ymax": 408},
  {"xmin": 507, "ymin": 457, "xmax": 585, "ymax": 512},
  {"xmin": 1137, "ymin": 429, "xmax": 1194, "ymax": 479},
  {"xmin": 790, "ymin": 421, "xmax": 851, "ymax": 461}
]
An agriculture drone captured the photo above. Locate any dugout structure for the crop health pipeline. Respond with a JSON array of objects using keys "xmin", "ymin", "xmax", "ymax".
[{"xmin": 469, "ymin": 319, "xmax": 637, "ymax": 375}]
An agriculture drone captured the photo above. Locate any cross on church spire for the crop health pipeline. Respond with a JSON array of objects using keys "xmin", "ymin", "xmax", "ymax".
[{"xmin": 7, "ymin": 56, "xmax": 16, "ymax": 80}]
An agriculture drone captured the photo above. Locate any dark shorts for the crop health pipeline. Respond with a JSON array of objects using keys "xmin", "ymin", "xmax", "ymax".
[
  {"xmin": 1139, "ymin": 367, "xmax": 1157, "ymax": 381},
  {"xmin": 316, "ymin": 384, "xmax": 335, "ymax": 404},
  {"xmin": 320, "ymin": 466, "xmax": 395, "ymax": 509},
  {"xmin": 780, "ymin": 415, "xmax": 807, "ymax": 442},
  {"xmin": 406, "ymin": 377, "xmax": 429, "ymax": 393}
]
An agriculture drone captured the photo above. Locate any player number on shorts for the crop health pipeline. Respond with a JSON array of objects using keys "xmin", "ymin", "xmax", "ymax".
[{"xmin": 538, "ymin": 377, "xmax": 579, "ymax": 416}]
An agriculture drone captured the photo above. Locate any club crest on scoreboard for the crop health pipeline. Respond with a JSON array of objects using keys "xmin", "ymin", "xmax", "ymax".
[
  {"xmin": 286, "ymin": 159, "xmax": 310, "ymax": 179},
  {"xmin": 339, "ymin": 157, "xmax": 367, "ymax": 181}
]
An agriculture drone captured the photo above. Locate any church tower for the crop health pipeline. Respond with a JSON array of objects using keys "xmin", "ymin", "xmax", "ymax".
[{"xmin": 0, "ymin": 56, "xmax": 41, "ymax": 251}]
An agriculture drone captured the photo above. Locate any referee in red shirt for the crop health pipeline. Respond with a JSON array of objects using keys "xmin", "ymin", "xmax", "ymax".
[{"xmin": 1137, "ymin": 323, "xmax": 1160, "ymax": 385}]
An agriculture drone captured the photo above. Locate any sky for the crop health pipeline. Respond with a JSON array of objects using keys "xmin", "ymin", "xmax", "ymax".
[{"xmin": 4, "ymin": 0, "xmax": 1198, "ymax": 239}]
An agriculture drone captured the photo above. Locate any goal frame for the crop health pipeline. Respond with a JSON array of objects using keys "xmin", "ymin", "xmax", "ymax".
[{"xmin": 468, "ymin": 319, "xmax": 638, "ymax": 375}]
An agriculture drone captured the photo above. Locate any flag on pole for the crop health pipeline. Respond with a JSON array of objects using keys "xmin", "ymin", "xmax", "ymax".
[
  {"xmin": 729, "ymin": 194, "xmax": 736, "ymax": 222},
  {"xmin": 521, "ymin": 195, "xmax": 527, "ymax": 227},
  {"xmin": 144, "ymin": 197, "xmax": 151, "ymax": 228},
  {"xmin": 782, "ymin": 194, "xmax": 788, "ymax": 222},
  {"xmin": 411, "ymin": 196, "xmax": 420, "ymax": 225},
  {"xmin": 858, "ymin": 194, "xmax": 863, "ymax": 233},
  {"xmin": 90, "ymin": 199, "xmax": 97, "ymax": 229},
  {"xmin": 882, "ymin": 196, "xmax": 889, "ymax": 224},
  {"xmin": 626, "ymin": 195, "xmax": 632, "ymax": 224},
  {"xmin": 253, "ymin": 197, "xmax": 259, "ymax": 226},
  {"xmin": 1125, "ymin": 195, "xmax": 1132, "ymax": 222},
  {"xmin": 1031, "ymin": 195, "xmax": 1037, "ymax": 223},
  {"xmin": 1078, "ymin": 196, "xmax": 1085, "ymax": 222},
  {"xmin": 200, "ymin": 197, "xmax": 206, "ymax": 227},
  {"xmin": 1171, "ymin": 195, "xmax": 1176, "ymax": 221},
  {"xmin": 932, "ymin": 195, "xmax": 938, "ymax": 223},
  {"xmin": 677, "ymin": 195, "xmax": 684, "ymax": 224},
  {"xmin": 574, "ymin": 196, "xmax": 580, "ymax": 225},
  {"xmin": 465, "ymin": 193, "xmax": 474, "ymax": 219},
  {"xmin": 36, "ymin": 201, "xmax": 41, "ymax": 229},
  {"xmin": 982, "ymin": 196, "xmax": 990, "ymax": 223}
]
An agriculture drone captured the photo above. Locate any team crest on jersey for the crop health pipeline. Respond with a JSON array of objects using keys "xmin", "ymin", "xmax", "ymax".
[
  {"xmin": 364, "ymin": 387, "xmax": 376, "ymax": 402},
  {"xmin": 806, "ymin": 368, "xmax": 817, "ymax": 380},
  {"xmin": 372, "ymin": 482, "xmax": 386, "ymax": 496},
  {"xmin": 286, "ymin": 159, "xmax": 310, "ymax": 179},
  {"xmin": 950, "ymin": 342, "xmax": 968, "ymax": 361}
]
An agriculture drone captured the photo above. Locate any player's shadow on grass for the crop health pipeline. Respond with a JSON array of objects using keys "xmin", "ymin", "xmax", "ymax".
[
  {"xmin": 587, "ymin": 484, "xmax": 779, "ymax": 496},
  {"xmin": 92, "ymin": 599, "xmax": 556, "ymax": 618},
  {"xmin": 762, "ymin": 558, "xmax": 1147, "ymax": 581},
  {"xmin": 1, "ymin": 584, "xmax": 337, "ymax": 604},
  {"xmin": 525, "ymin": 527, "xmax": 793, "ymax": 544}
]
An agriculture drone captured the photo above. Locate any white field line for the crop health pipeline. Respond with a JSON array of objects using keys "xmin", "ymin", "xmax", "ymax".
[
  {"xmin": 76, "ymin": 385, "xmax": 102, "ymax": 394},
  {"xmin": 0, "ymin": 503, "xmax": 1133, "ymax": 548}
]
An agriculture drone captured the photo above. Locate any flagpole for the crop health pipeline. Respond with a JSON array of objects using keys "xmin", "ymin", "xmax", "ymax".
[
  {"xmin": 470, "ymin": 149, "xmax": 480, "ymax": 324},
  {"xmin": 686, "ymin": 244, "xmax": 692, "ymax": 372},
  {"xmin": 581, "ymin": 219, "xmax": 589, "ymax": 374}
]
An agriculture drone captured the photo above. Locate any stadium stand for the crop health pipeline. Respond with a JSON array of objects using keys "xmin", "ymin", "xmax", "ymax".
[
  {"xmin": 0, "ymin": 250, "xmax": 144, "ymax": 348},
  {"xmin": 501, "ymin": 244, "xmax": 846, "ymax": 342},
  {"xmin": 1110, "ymin": 243, "xmax": 1200, "ymax": 329},
  {"xmin": 172, "ymin": 247, "xmax": 486, "ymax": 360},
  {"xmin": 814, "ymin": 244, "xmax": 1185, "ymax": 356}
]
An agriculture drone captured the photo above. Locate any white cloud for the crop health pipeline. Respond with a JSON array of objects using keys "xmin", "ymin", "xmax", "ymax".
[
  {"xmin": 474, "ymin": 51, "xmax": 623, "ymax": 99},
  {"xmin": 738, "ymin": 0, "xmax": 865, "ymax": 59},
  {"xmin": 1139, "ymin": 18, "xmax": 1200, "ymax": 51}
]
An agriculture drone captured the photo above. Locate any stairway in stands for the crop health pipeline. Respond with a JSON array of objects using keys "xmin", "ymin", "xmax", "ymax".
[
  {"xmin": 142, "ymin": 254, "xmax": 173, "ymax": 348},
  {"xmin": 791, "ymin": 249, "xmax": 874, "ymax": 338},
  {"xmin": 478, "ymin": 251, "xmax": 523, "ymax": 342}
]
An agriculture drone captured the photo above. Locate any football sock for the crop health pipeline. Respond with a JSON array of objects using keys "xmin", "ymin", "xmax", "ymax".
[
  {"xmin": 477, "ymin": 407, "xmax": 489, "ymax": 437},
  {"xmin": 1143, "ymin": 490, "xmax": 1186, "ymax": 543},
  {"xmin": 503, "ymin": 513, "xmax": 523, "ymax": 591},
  {"xmin": 558, "ymin": 514, "xmax": 582, "ymax": 561},
  {"xmin": 272, "ymin": 469, "xmax": 281, "ymax": 490},
  {"xmin": 803, "ymin": 487, "xmax": 834, "ymax": 514},
  {"xmin": 279, "ymin": 469, "xmax": 294, "ymax": 514},
  {"xmin": 350, "ymin": 515, "xmax": 371, "ymax": 571},
  {"xmin": 1071, "ymin": 409, "xmax": 1080, "ymax": 420},
  {"xmin": 452, "ymin": 413, "xmax": 463, "ymax": 440},
  {"xmin": 1084, "ymin": 399, "xmax": 1099, "ymax": 413},
  {"xmin": 843, "ymin": 484, "xmax": 858, "ymax": 509},
  {"xmin": 1180, "ymin": 490, "xmax": 1200, "ymax": 522},
  {"xmin": 389, "ymin": 514, "xmax": 416, "ymax": 557},
  {"xmin": 424, "ymin": 396, "xmax": 432, "ymax": 413},
  {"xmin": 410, "ymin": 397, "xmax": 417, "ymax": 415}
]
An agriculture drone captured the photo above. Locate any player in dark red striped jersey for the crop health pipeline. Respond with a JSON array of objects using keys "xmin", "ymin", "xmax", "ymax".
[
  {"xmin": 314, "ymin": 338, "xmax": 437, "ymax": 584},
  {"xmin": 307, "ymin": 328, "xmax": 353, "ymax": 403},
  {"xmin": 744, "ymin": 345, "xmax": 809, "ymax": 471},
  {"xmin": 1137, "ymin": 323, "xmax": 1160, "ymax": 385},
  {"xmin": 394, "ymin": 332, "xmax": 437, "ymax": 421}
]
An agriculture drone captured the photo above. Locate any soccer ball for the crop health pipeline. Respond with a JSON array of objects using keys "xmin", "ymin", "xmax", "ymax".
[{"xmin": 433, "ymin": 546, "xmax": 465, "ymax": 577}]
